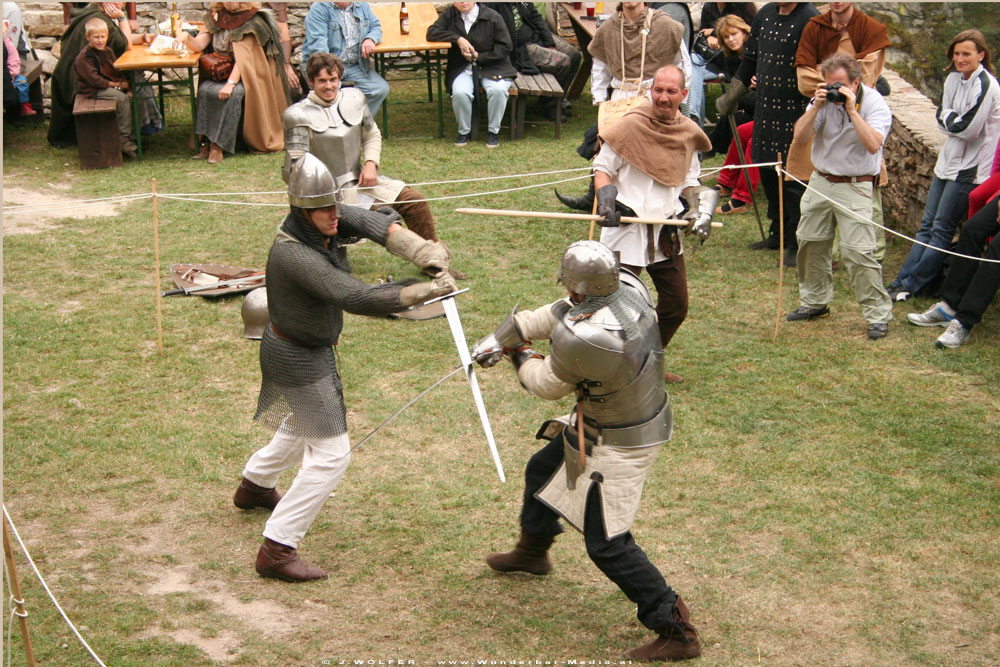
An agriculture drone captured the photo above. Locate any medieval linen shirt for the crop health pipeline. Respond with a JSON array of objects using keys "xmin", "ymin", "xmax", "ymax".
[{"xmin": 593, "ymin": 144, "xmax": 700, "ymax": 266}]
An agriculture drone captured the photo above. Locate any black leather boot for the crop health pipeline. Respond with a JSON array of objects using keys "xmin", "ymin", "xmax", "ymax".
[{"xmin": 554, "ymin": 178, "xmax": 595, "ymax": 212}]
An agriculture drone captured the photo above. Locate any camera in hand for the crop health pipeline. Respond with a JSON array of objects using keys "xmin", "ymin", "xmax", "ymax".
[{"xmin": 824, "ymin": 82, "xmax": 847, "ymax": 104}]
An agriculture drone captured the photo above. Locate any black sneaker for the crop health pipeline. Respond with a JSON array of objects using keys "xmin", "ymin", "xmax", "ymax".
[
  {"xmin": 750, "ymin": 234, "xmax": 780, "ymax": 250},
  {"xmin": 486, "ymin": 132, "xmax": 499, "ymax": 148},
  {"xmin": 786, "ymin": 305, "xmax": 830, "ymax": 321},
  {"xmin": 455, "ymin": 133, "xmax": 471, "ymax": 147},
  {"xmin": 867, "ymin": 322, "xmax": 889, "ymax": 340}
]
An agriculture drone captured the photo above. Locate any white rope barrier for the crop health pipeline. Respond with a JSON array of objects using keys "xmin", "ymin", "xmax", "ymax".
[
  {"xmin": 3, "ymin": 164, "xmax": 996, "ymax": 266},
  {"xmin": 2, "ymin": 507, "xmax": 108, "ymax": 667},
  {"xmin": 781, "ymin": 168, "xmax": 1000, "ymax": 265}
]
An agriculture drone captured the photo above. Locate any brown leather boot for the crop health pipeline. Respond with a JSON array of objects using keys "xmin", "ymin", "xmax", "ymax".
[
  {"xmin": 255, "ymin": 538, "xmax": 327, "ymax": 582},
  {"xmin": 485, "ymin": 530, "xmax": 554, "ymax": 575},
  {"xmin": 208, "ymin": 142, "xmax": 224, "ymax": 164},
  {"xmin": 233, "ymin": 477, "xmax": 283, "ymax": 511},
  {"xmin": 625, "ymin": 596, "xmax": 702, "ymax": 662}
]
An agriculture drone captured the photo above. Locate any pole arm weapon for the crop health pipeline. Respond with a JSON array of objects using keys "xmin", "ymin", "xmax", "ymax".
[{"xmin": 456, "ymin": 208, "xmax": 722, "ymax": 228}]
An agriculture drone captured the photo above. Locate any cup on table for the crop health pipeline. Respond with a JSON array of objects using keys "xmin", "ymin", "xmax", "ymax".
[
  {"xmin": 573, "ymin": 2, "xmax": 581, "ymax": 9},
  {"xmin": 585, "ymin": 3, "xmax": 595, "ymax": 17}
]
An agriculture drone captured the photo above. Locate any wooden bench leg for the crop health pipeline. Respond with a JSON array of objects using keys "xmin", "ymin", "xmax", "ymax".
[
  {"xmin": 514, "ymin": 97, "xmax": 527, "ymax": 140},
  {"xmin": 555, "ymin": 95, "xmax": 564, "ymax": 140}
]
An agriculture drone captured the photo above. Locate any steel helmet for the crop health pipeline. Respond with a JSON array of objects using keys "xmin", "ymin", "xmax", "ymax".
[
  {"xmin": 241, "ymin": 287, "xmax": 269, "ymax": 340},
  {"xmin": 288, "ymin": 153, "xmax": 341, "ymax": 210},
  {"xmin": 558, "ymin": 240, "xmax": 620, "ymax": 297}
]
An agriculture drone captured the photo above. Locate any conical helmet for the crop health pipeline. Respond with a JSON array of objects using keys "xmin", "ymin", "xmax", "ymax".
[
  {"xmin": 558, "ymin": 240, "xmax": 620, "ymax": 297},
  {"xmin": 288, "ymin": 153, "xmax": 341, "ymax": 209},
  {"xmin": 241, "ymin": 287, "xmax": 269, "ymax": 340}
]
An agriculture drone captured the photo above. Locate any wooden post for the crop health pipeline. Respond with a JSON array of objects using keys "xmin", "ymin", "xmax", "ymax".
[
  {"xmin": 3, "ymin": 515, "xmax": 37, "ymax": 667},
  {"xmin": 153, "ymin": 178, "xmax": 164, "ymax": 353},
  {"xmin": 774, "ymin": 154, "xmax": 785, "ymax": 342}
]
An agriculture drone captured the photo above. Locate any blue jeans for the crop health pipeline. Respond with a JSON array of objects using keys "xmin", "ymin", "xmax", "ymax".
[
  {"xmin": 343, "ymin": 62, "xmax": 390, "ymax": 117},
  {"xmin": 892, "ymin": 176, "xmax": 975, "ymax": 294},
  {"xmin": 687, "ymin": 51, "xmax": 708, "ymax": 125}
]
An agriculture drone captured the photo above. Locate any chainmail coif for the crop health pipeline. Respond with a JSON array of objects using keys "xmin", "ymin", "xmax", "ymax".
[
  {"xmin": 253, "ymin": 206, "xmax": 410, "ymax": 439},
  {"xmin": 568, "ymin": 281, "xmax": 654, "ymax": 340}
]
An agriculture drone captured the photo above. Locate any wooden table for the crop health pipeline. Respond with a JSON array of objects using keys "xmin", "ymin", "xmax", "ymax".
[
  {"xmin": 370, "ymin": 3, "xmax": 451, "ymax": 139},
  {"xmin": 559, "ymin": 2, "xmax": 607, "ymax": 100},
  {"xmin": 114, "ymin": 45, "xmax": 201, "ymax": 158}
]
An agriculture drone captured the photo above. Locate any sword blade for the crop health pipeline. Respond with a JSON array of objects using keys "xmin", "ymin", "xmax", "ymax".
[{"xmin": 441, "ymin": 296, "xmax": 506, "ymax": 483}]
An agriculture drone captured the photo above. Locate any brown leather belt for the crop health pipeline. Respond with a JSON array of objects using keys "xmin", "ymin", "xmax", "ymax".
[{"xmin": 818, "ymin": 171, "xmax": 876, "ymax": 184}]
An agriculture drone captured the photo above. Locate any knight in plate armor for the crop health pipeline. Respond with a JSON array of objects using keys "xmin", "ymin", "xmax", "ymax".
[
  {"xmin": 282, "ymin": 52, "xmax": 466, "ymax": 278},
  {"xmin": 233, "ymin": 154, "xmax": 456, "ymax": 583},
  {"xmin": 472, "ymin": 240, "xmax": 702, "ymax": 662}
]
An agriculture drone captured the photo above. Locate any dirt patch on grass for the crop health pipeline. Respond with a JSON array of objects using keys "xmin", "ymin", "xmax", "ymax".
[{"xmin": 2, "ymin": 185, "xmax": 127, "ymax": 234}]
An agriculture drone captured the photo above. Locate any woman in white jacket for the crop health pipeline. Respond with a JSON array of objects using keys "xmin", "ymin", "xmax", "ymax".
[{"xmin": 887, "ymin": 29, "xmax": 1000, "ymax": 302}]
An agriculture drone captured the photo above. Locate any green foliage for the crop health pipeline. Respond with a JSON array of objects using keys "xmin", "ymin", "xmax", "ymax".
[{"xmin": 3, "ymin": 78, "xmax": 999, "ymax": 666}]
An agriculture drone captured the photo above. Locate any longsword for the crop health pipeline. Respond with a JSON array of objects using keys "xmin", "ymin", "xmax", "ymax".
[{"xmin": 426, "ymin": 288, "xmax": 507, "ymax": 483}]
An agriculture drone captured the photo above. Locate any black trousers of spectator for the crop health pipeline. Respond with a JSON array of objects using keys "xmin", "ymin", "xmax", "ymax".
[
  {"xmin": 940, "ymin": 195, "xmax": 1000, "ymax": 329},
  {"xmin": 519, "ymin": 432, "xmax": 678, "ymax": 632},
  {"xmin": 759, "ymin": 167, "xmax": 804, "ymax": 248}
]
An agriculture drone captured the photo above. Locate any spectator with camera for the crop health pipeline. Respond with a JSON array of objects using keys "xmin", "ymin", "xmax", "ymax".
[{"xmin": 786, "ymin": 53, "xmax": 893, "ymax": 341}]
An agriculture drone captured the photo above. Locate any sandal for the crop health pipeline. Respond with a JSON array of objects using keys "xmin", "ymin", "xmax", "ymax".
[
  {"xmin": 713, "ymin": 184, "xmax": 733, "ymax": 197},
  {"xmin": 716, "ymin": 199, "xmax": 748, "ymax": 215}
]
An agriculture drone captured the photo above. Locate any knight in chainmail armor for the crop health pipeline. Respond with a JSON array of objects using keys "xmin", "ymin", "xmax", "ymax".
[
  {"xmin": 282, "ymin": 52, "xmax": 466, "ymax": 278},
  {"xmin": 233, "ymin": 153, "xmax": 457, "ymax": 582},
  {"xmin": 471, "ymin": 240, "xmax": 702, "ymax": 661}
]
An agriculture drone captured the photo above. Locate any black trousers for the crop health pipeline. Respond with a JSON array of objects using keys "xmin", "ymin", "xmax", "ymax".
[
  {"xmin": 759, "ymin": 167, "xmax": 804, "ymax": 247},
  {"xmin": 519, "ymin": 433, "xmax": 678, "ymax": 632},
  {"xmin": 940, "ymin": 195, "xmax": 1000, "ymax": 329}
]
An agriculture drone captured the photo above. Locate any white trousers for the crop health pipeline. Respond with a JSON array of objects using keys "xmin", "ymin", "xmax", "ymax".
[{"xmin": 243, "ymin": 429, "xmax": 351, "ymax": 548}]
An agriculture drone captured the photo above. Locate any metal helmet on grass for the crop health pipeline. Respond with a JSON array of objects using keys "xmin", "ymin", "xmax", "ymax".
[
  {"xmin": 558, "ymin": 240, "xmax": 620, "ymax": 297},
  {"xmin": 241, "ymin": 287, "xmax": 269, "ymax": 339},
  {"xmin": 287, "ymin": 153, "xmax": 341, "ymax": 210}
]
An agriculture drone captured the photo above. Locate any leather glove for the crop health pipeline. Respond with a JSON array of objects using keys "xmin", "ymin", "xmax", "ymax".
[
  {"xmin": 398, "ymin": 274, "xmax": 457, "ymax": 307},
  {"xmin": 596, "ymin": 184, "xmax": 621, "ymax": 227},
  {"xmin": 471, "ymin": 333, "xmax": 504, "ymax": 368},
  {"xmin": 386, "ymin": 227, "xmax": 451, "ymax": 275},
  {"xmin": 715, "ymin": 78, "xmax": 748, "ymax": 117}
]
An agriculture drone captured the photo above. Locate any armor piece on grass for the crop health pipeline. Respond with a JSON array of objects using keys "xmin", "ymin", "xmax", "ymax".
[
  {"xmin": 281, "ymin": 88, "xmax": 368, "ymax": 187},
  {"xmin": 549, "ymin": 273, "xmax": 671, "ymax": 444},
  {"xmin": 287, "ymin": 153, "xmax": 342, "ymax": 210},
  {"xmin": 242, "ymin": 287, "xmax": 269, "ymax": 339},
  {"xmin": 558, "ymin": 240, "xmax": 620, "ymax": 297}
]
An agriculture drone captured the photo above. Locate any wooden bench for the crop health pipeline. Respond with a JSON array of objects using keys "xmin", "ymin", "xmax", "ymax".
[
  {"xmin": 73, "ymin": 94, "xmax": 122, "ymax": 169},
  {"xmin": 511, "ymin": 71, "xmax": 564, "ymax": 140},
  {"xmin": 469, "ymin": 72, "xmax": 565, "ymax": 142}
]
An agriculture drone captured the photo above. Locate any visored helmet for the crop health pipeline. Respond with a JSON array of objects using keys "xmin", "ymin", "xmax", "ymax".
[
  {"xmin": 558, "ymin": 240, "xmax": 620, "ymax": 297},
  {"xmin": 241, "ymin": 287, "xmax": 269, "ymax": 340},
  {"xmin": 288, "ymin": 153, "xmax": 341, "ymax": 210}
]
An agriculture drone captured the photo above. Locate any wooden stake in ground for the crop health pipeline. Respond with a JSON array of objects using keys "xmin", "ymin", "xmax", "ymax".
[
  {"xmin": 3, "ymin": 513, "xmax": 37, "ymax": 667},
  {"xmin": 152, "ymin": 178, "xmax": 164, "ymax": 353},
  {"xmin": 774, "ymin": 155, "xmax": 785, "ymax": 342},
  {"xmin": 456, "ymin": 208, "xmax": 722, "ymax": 228}
]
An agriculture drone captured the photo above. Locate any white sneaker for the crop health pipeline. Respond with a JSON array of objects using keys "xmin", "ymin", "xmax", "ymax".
[
  {"xmin": 935, "ymin": 320, "xmax": 971, "ymax": 349},
  {"xmin": 907, "ymin": 302, "xmax": 955, "ymax": 327}
]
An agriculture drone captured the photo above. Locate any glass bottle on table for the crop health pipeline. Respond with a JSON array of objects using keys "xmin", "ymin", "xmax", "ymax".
[
  {"xmin": 399, "ymin": 2, "xmax": 410, "ymax": 35},
  {"xmin": 170, "ymin": 3, "xmax": 181, "ymax": 37}
]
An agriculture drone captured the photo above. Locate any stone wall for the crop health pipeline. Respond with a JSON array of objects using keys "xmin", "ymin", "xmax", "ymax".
[{"xmin": 880, "ymin": 69, "xmax": 944, "ymax": 233}]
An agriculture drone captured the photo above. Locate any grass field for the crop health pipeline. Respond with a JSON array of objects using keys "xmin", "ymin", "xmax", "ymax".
[{"xmin": 3, "ymin": 78, "xmax": 999, "ymax": 666}]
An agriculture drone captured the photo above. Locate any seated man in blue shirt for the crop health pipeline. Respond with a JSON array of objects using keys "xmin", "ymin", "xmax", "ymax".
[{"xmin": 302, "ymin": 2, "xmax": 389, "ymax": 117}]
